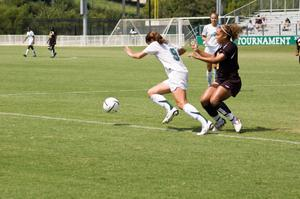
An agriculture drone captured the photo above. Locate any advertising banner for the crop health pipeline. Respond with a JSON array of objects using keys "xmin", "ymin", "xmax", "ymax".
[{"xmin": 197, "ymin": 36, "xmax": 298, "ymax": 46}]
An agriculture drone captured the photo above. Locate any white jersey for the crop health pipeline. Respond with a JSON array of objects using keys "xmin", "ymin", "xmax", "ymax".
[
  {"xmin": 26, "ymin": 30, "xmax": 35, "ymax": 45},
  {"xmin": 143, "ymin": 41, "xmax": 188, "ymax": 73},
  {"xmin": 202, "ymin": 24, "xmax": 219, "ymax": 51}
]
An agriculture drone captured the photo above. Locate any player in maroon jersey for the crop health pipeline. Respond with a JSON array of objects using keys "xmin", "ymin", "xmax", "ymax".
[{"xmin": 190, "ymin": 24, "xmax": 243, "ymax": 133}]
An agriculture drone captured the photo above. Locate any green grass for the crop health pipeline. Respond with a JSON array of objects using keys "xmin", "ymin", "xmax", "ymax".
[{"xmin": 0, "ymin": 45, "xmax": 299, "ymax": 199}]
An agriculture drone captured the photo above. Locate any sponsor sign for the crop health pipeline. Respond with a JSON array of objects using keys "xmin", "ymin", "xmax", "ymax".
[{"xmin": 197, "ymin": 36, "xmax": 298, "ymax": 46}]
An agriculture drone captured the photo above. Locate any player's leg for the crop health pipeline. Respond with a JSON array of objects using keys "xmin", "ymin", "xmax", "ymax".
[
  {"xmin": 206, "ymin": 63, "xmax": 213, "ymax": 86},
  {"xmin": 147, "ymin": 81, "xmax": 177, "ymax": 123},
  {"xmin": 204, "ymin": 48, "xmax": 215, "ymax": 86},
  {"xmin": 201, "ymin": 84, "xmax": 226, "ymax": 131},
  {"xmin": 30, "ymin": 45, "xmax": 36, "ymax": 57},
  {"xmin": 53, "ymin": 45, "xmax": 57, "ymax": 57},
  {"xmin": 49, "ymin": 45, "xmax": 53, "ymax": 56},
  {"xmin": 210, "ymin": 85, "xmax": 242, "ymax": 132},
  {"xmin": 24, "ymin": 46, "xmax": 30, "ymax": 57},
  {"xmin": 172, "ymin": 88, "xmax": 212, "ymax": 135}
]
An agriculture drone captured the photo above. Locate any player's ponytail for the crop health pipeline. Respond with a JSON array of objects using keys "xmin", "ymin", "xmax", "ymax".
[
  {"xmin": 220, "ymin": 24, "xmax": 242, "ymax": 41},
  {"xmin": 145, "ymin": 31, "xmax": 167, "ymax": 44}
]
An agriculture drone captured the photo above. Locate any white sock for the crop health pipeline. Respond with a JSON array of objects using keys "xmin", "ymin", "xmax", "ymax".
[
  {"xmin": 217, "ymin": 107, "xmax": 234, "ymax": 121},
  {"xmin": 207, "ymin": 70, "xmax": 212, "ymax": 86},
  {"xmin": 150, "ymin": 94, "xmax": 173, "ymax": 112},
  {"xmin": 213, "ymin": 115, "xmax": 221, "ymax": 122},
  {"xmin": 183, "ymin": 103, "xmax": 207, "ymax": 126},
  {"xmin": 25, "ymin": 49, "xmax": 29, "ymax": 55}
]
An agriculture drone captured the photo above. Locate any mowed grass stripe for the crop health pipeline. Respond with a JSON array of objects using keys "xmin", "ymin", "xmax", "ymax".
[{"xmin": 1, "ymin": 111, "xmax": 299, "ymax": 145}]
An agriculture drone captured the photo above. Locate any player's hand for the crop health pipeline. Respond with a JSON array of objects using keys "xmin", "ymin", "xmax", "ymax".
[
  {"xmin": 190, "ymin": 41, "xmax": 198, "ymax": 51},
  {"xmin": 188, "ymin": 52, "xmax": 196, "ymax": 58},
  {"xmin": 124, "ymin": 46, "xmax": 133, "ymax": 56}
]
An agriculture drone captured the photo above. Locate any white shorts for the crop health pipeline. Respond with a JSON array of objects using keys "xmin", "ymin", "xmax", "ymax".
[
  {"xmin": 163, "ymin": 69, "xmax": 188, "ymax": 92},
  {"xmin": 204, "ymin": 46, "xmax": 219, "ymax": 55}
]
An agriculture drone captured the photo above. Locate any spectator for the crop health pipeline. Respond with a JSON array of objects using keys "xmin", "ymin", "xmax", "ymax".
[
  {"xmin": 262, "ymin": 17, "xmax": 267, "ymax": 29},
  {"xmin": 129, "ymin": 28, "xmax": 137, "ymax": 35},
  {"xmin": 247, "ymin": 20, "xmax": 254, "ymax": 34},
  {"xmin": 283, "ymin": 18, "xmax": 291, "ymax": 31},
  {"xmin": 255, "ymin": 14, "xmax": 262, "ymax": 31}
]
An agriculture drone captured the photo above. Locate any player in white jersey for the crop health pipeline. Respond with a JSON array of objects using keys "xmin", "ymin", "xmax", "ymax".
[
  {"xmin": 23, "ymin": 27, "xmax": 37, "ymax": 57},
  {"xmin": 124, "ymin": 31, "xmax": 213, "ymax": 135},
  {"xmin": 201, "ymin": 12, "xmax": 220, "ymax": 86}
]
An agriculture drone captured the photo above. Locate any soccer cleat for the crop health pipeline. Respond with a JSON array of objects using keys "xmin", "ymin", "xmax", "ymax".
[
  {"xmin": 212, "ymin": 117, "xmax": 226, "ymax": 132},
  {"xmin": 196, "ymin": 120, "xmax": 213, "ymax": 136},
  {"xmin": 232, "ymin": 117, "xmax": 242, "ymax": 133},
  {"xmin": 33, "ymin": 54, "xmax": 37, "ymax": 57},
  {"xmin": 162, "ymin": 107, "xmax": 179, "ymax": 124},
  {"xmin": 23, "ymin": 54, "xmax": 27, "ymax": 57}
]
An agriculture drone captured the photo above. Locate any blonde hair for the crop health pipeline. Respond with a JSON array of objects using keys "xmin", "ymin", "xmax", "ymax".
[
  {"xmin": 145, "ymin": 31, "xmax": 167, "ymax": 44},
  {"xmin": 220, "ymin": 24, "xmax": 243, "ymax": 41}
]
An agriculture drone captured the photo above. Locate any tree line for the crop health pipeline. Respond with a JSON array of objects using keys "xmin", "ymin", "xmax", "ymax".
[{"xmin": 0, "ymin": 0, "xmax": 251, "ymax": 35}]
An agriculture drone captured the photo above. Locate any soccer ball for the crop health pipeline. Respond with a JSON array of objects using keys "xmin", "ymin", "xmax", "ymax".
[{"xmin": 103, "ymin": 97, "xmax": 119, "ymax": 112}]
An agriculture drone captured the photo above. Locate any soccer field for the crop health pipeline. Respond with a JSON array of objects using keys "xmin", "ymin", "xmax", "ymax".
[{"xmin": 0, "ymin": 45, "xmax": 299, "ymax": 198}]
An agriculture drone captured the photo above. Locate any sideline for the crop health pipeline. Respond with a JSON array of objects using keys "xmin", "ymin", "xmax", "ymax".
[{"xmin": 0, "ymin": 111, "xmax": 299, "ymax": 145}]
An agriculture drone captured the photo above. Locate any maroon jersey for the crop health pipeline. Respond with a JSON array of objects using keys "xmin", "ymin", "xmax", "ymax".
[
  {"xmin": 296, "ymin": 37, "xmax": 300, "ymax": 49},
  {"xmin": 214, "ymin": 41, "xmax": 241, "ymax": 97},
  {"xmin": 215, "ymin": 41, "xmax": 240, "ymax": 82}
]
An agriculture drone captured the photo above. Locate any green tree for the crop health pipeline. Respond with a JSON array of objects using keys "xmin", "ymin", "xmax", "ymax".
[{"xmin": 141, "ymin": 0, "xmax": 216, "ymax": 18}]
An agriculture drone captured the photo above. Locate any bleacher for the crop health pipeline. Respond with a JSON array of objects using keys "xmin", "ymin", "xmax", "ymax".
[
  {"xmin": 225, "ymin": 0, "xmax": 300, "ymax": 36},
  {"xmin": 243, "ymin": 11, "xmax": 300, "ymax": 36}
]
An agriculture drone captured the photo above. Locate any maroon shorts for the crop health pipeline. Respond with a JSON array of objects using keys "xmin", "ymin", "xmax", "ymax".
[{"xmin": 216, "ymin": 78, "xmax": 242, "ymax": 97}]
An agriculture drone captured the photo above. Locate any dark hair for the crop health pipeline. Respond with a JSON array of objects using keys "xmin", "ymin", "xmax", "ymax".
[
  {"xmin": 221, "ymin": 24, "xmax": 243, "ymax": 41},
  {"xmin": 145, "ymin": 31, "xmax": 167, "ymax": 44},
  {"xmin": 210, "ymin": 11, "xmax": 219, "ymax": 18}
]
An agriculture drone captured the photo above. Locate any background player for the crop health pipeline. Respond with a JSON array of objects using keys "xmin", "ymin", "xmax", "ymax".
[
  {"xmin": 190, "ymin": 24, "xmax": 243, "ymax": 133},
  {"xmin": 201, "ymin": 12, "xmax": 220, "ymax": 86},
  {"xmin": 124, "ymin": 31, "xmax": 213, "ymax": 135},
  {"xmin": 47, "ymin": 27, "xmax": 57, "ymax": 58},
  {"xmin": 296, "ymin": 36, "xmax": 300, "ymax": 56},
  {"xmin": 23, "ymin": 27, "xmax": 37, "ymax": 57}
]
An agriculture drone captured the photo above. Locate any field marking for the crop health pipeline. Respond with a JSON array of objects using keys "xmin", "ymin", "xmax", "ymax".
[
  {"xmin": 217, "ymin": 134, "xmax": 300, "ymax": 145},
  {"xmin": 0, "ymin": 83, "xmax": 300, "ymax": 97},
  {"xmin": 0, "ymin": 111, "xmax": 299, "ymax": 145}
]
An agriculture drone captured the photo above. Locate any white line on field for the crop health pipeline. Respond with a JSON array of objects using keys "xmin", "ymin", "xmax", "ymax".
[
  {"xmin": 0, "ymin": 83, "xmax": 300, "ymax": 97},
  {"xmin": 0, "ymin": 112, "xmax": 173, "ymax": 132},
  {"xmin": 217, "ymin": 134, "xmax": 300, "ymax": 145},
  {"xmin": 0, "ymin": 111, "xmax": 299, "ymax": 145}
]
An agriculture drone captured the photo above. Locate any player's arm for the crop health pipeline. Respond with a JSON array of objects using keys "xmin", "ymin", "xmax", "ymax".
[
  {"xmin": 190, "ymin": 50, "xmax": 225, "ymax": 64},
  {"xmin": 201, "ymin": 35, "xmax": 207, "ymax": 44},
  {"xmin": 23, "ymin": 36, "xmax": 28, "ymax": 43},
  {"xmin": 124, "ymin": 46, "xmax": 147, "ymax": 59},
  {"xmin": 191, "ymin": 45, "xmax": 213, "ymax": 57}
]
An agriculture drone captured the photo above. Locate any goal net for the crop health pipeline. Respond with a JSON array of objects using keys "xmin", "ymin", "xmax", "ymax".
[{"xmin": 107, "ymin": 16, "xmax": 235, "ymax": 47}]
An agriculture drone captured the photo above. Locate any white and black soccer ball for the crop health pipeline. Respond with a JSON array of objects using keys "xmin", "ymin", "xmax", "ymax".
[{"xmin": 103, "ymin": 97, "xmax": 119, "ymax": 112}]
